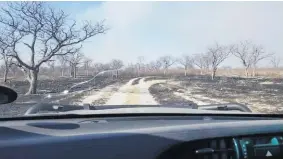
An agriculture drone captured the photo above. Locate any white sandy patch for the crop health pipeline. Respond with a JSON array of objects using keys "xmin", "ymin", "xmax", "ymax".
[
  {"xmin": 174, "ymin": 92, "xmax": 210, "ymax": 105},
  {"xmin": 172, "ymin": 82, "xmax": 265, "ymax": 113},
  {"xmin": 137, "ymin": 78, "xmax": 166, "ymax": 105},
  {"xmin": 174, "ymin": 88, "xmax": 226, "ymax": 105},
  {"xmin": 106, "ymin": 77, "xmax": 166, "ymax": 105},
  {"xmin": 80, "ymin": 83, "xmax": 121, "ymax": 105},
  {"xmin": 165, "ymin": 80, "xmax": 226, "ymax": 105},
  {"xmin": 193, "ymin": 94, "xmax": 226, "ymax": 104},
  {"xmin": 106, "ymin": 78, "xmax": 139, "ymax": 105},
  {"xmin": 260, "ymin": 81, "xmax": 274, "ymax": 85}
]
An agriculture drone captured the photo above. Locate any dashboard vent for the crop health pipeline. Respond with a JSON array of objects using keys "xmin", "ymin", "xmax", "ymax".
[{"xmin": 193, "ymin": 138, "xmax": 236, "ymax": 159}]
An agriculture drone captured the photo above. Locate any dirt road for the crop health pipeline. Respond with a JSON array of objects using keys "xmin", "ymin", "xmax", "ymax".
[
  {"xmin": 106, "ymin": 78, "xmax": 165, "ymax": 105},
  {"xmin": 79, "ymin": 77, "xmax": 166, "ymax": 105}
]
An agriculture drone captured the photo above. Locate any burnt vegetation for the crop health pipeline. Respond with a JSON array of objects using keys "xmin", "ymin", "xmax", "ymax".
[{"xmin": 149, "ymin": 83, "xmax": 196, "ymax": 106}]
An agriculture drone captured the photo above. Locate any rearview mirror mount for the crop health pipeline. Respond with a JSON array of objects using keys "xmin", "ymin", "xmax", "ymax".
[{"xmin": 0, "ymin": 85, "xmax": 17, "ymax": 104}]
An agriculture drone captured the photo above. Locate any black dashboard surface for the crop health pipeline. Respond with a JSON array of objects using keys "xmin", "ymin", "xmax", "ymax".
[{"xmin": 1, "ymin": 115, "xmax": 283, "ymax": 159}]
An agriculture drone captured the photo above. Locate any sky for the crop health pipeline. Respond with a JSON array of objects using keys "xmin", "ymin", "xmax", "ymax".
[{"xmin": 7, "ymin": 2, "xmax": 283, "ymax": 68}]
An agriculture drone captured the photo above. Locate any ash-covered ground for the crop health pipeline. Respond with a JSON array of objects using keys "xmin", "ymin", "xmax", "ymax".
[
  {"xmin": 148, "ymin": 75, "xmax": 283, "ymax": 113},
  {"xmin": 0, "ymin": 76, "xmax": 130, "ymax": 117}
]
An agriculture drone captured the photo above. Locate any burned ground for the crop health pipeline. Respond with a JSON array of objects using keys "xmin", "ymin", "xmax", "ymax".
[
  {"xmin": 0, "ymin": 76, "xmax": 131, "ymax": 117},
  {"xmin": 149, "ymin": 82, "xmax": 196, "ymax": 106},
  {"xmin": 169, "ymin": 75, "xmax": 283, "ymax": 113},
  {"xmin": 6, "ymin": 76, "xmax": 92, "ymax": 94}
]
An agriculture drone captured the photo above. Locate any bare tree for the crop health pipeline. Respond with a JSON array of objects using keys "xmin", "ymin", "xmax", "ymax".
[
  {"xmin": 123, "ymin": 63, "xmax": 136, "ymax": 76},
  {"xmin": 148, "ymin": 60, "xmax": 162, "ymax": 72},
  {"xmin": 64, "ymin": 52, "xmax": 84, "ymax": 78},
  {"xmin": 0, "ymin": 39, "xmax": 13, "ymax": 82},
  {"xmin": 193, "ymin": 53, "xmax": 210, "ymax": 75},
  {"xmin": 101, "ymin": 63, "xmax": 111, "ymax": 70},
  {"xmin": 136, "ymin": 56, "xmax": 145, "ymax": 76},
  {"xmin": 1, "ymin": 56, "xmax": 13, "ymax": 82},
  {"xmin": 270, "ymin": 55, "xmax": 281, "ymax": 68},
  {"xmin": 207, "ymin": 43, "xmax": 230, "ymax": 80},
  {"xmin": 250, "ymin": 45, "xmax": 272, "ymax": 77},
  {"xmin": 158, "ymin": 56, "xmax": 175, "ymax": 75},
  {"xmin": 57, "ymin": 56, "xmax": 67, "ymax": 77},
  {"xmin": 46, "ymin": 59, "xmax": 56, "ymax": 78},
  {"xmin": 9, "ymin": 63, "xmax": 20, "ymax": 77},
  {"xmin": 83, "ymin": 58, "xmax": 92, "ymax": 76},
  {"xmin": 230, "ymin": 41, "xmax": 254, "ymax": 77},
  {"xmin": 92, "ymin": 62, "xmax": 110, "ymax": 75},
  {"xmin": 109, "ymin": 59, "xmax": 124, "ymax": 78},
  {"xmin": 0, "ymin": 2, "xmax": 107, "ymax": 94},
  {"xmin": 178, "ymin": 55, "xmax": 193, "ymax": 76}
]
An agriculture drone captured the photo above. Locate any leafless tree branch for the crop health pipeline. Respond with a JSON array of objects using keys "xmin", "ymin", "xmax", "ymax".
[{"xmin": 270, "ymin": 55, "xmax": 281, "ymax": 68}]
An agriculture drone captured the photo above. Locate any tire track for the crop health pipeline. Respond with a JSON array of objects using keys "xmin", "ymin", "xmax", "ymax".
[
  {"xmin": 105, "ymin": 78, "xmax": 139, "ymax": 105},
  {"xmin": 77, "ymin": 83, "xmax": 121, "ymax": 105},
  {"xmin": 105, "ymin": 77, "xmax": 163, "ymax": 105}
]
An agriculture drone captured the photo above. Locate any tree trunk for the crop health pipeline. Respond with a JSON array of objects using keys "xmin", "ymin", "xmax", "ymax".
[
  {"xmin": 163, "ymin": 69, "xmax": 167, "ymax": 76},
  {"xmin": 52, "ymin": 68, "xmax": 55, "ymax": 78},
  {"xmin": 61, "ymin": 67, "xmax": 64, "ymax": 77},
  {"xmin": 252, "ymin": 67, "xmax": 256, "ymax": 77},
  {"xmin": 200, "ymin": 69, "xmax": 203, "ymax": 75},
  {"xmin": 26, "ymin": 69, "xmax": 39, "ymax": 95},
  {"xmin": 184, "ymin": 66, "xmax": 187, "ymax": 76},
  {"xmin": 70, "ymin": 64, "xmax": 73, "ymax": 77},
  {"xmin": 74, "ymin": 66, "xmax": 77, "ymax": 78},
  {"xmin": 211, "ymin": 68, "xmax": 217, "ymax": 80},
  {"xmin": 137, "ymin": 65, "xmax": 140, "ymax": 76},
  {"xmin": 3, "ymin": 64, "xmax": 8, "ymax": 82},
  {"xmin": 116, "ymin": 70, "xmax": 119, "ymax": 78},
  {"xmin": 245, "ymin": 67, "xmax": 249, "ymax": 77}
]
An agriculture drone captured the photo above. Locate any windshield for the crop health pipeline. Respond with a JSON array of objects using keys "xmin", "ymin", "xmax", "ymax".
[{"xmin": 0, "ymin": 1, "xmax": 282, "ymax": 117}]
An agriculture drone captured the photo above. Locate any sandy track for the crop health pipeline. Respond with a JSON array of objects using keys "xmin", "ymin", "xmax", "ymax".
[
  {"xmin": 79, "ymin": 77, "xmax": 224, "ymax": 106},
  {"xmin": 79, "ymin": 83, "xmax": 121, "ymax": 105},
  {"xmin": 105, "ymin": 78, "xmax": 137, "ymax": 105},
  {"xmin": 78, "ymin": 76, "xmax": 255, "ymax": 110},
  {"xmin": 78, "ymin": 77, "xmax": 213, "ymax": 106},
  {"xmin": 106, "ymin": 77, "xmax": 165, "ymax": 105}
]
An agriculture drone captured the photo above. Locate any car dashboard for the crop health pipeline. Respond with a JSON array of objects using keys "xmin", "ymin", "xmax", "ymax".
[{"xmin": 1, "ymin": 114, "xmax": 283, "ymax": 159}]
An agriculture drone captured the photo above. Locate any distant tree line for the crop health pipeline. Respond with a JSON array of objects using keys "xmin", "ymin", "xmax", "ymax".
[{"xmin": 0, "ymin": 39, "xmax": 279, "ymax": 94}]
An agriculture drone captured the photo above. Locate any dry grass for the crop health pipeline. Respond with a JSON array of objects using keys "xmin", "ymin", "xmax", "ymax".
[
  {"xmin": 216, "ymin": 68, "xmax": 283, "ymax": 78},
  {"xmin": 137, "ymin": 68, "xmax": 283, "ymax": 78}
]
